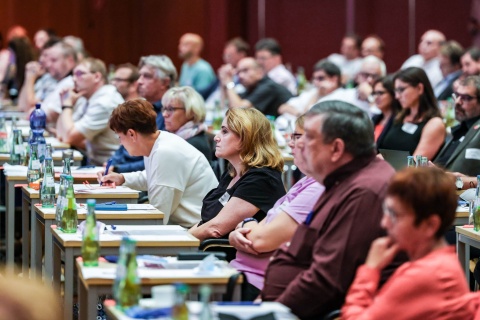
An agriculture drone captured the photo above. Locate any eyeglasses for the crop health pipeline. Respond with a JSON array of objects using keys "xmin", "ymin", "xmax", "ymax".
[
  {"xmin": 312, "ymin": 76, "xmax": 326, "ymax": 82},
  {"xmin": 73, "ymin": 70, "xmax": 94, "ymax": 78},
  {"xmin": 290, "ymin": 133, "xmax": 303, "ymax": 142},
  {"xmin": 161, "ymin": 106, "xmax": 185, "ymax": 114},
  {"xmin": 371, "ymin": 90, "xmax": 387, "ymax": 97},
  {"xmin": 394, "ymin": 86, "xmax": 410, "ymax": 94},
  {"xmin": 382, "ymin": 202, "xmax": 408, "ymax": 224},
  {"xmin": 358, "ymin": 72, "xmax": 380, "ymax": 81},
  {"xmin": 452, "ymin": 92, "xmax": 477, "ymax": 103}
]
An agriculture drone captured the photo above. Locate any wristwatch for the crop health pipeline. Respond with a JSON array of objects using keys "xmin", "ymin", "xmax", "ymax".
[
  {"xmin": 456, "ymin": 177, "xmax": 464, "ymax": 190},
  {"xmin": 226, "ymin": 81, "xmax": 236, "ymax": 90},
  {"xmin": 241, "ymin": 217, "xmax": 257, "ymax": 227},
  {"xmin": 62, "ymin": 105, "xmax": 73, "ymax": 111}
]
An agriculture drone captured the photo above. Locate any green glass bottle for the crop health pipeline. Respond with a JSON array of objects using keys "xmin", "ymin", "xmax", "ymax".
[
  {"xmin": 115, "ymin": 238, "xmax": 140, "ymax": 309},
  {"xmin": 40, "ymin": 154, "xmax": 55, "ymax": 208},
  {"xmin": 9, "ymin": 129, "xmax": 24, "ymax": 165},
  {"xmin": 82, "ymin": 199, "xmax": 99, "ymax": 266},
  {"xmin": 27, "ymin": 142, "xmax": 41, "ymax": 188},
  {"xmin": 61, "ymin": 175, "xmax": 78, "ymax": 233}
]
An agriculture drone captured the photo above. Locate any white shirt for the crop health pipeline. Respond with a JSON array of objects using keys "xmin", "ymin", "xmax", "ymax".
[
  {"xmin": 123, "ymin": 131, "xmax": 218, "ymax": 227},
  {"xmin": 73, "ymin": 84, "xmax": 123, "ymax": 165},
  {"xmin": 268, "ymin": 64, "xmax": 297, "ymax": 95},
  {"xmin": 318, "ymin": 87, "xmax": 371, "ymax": 116},
  {"xmin": 327, "ymin": 54, "xmax": 363, "ymax": 82},
  {"xmin": 401, "ymin": 54, "xmax": 443, "ymax": 88},
  {"xmin": 41, "ymin": 75, "xmax": 74, "ymax": 118}
]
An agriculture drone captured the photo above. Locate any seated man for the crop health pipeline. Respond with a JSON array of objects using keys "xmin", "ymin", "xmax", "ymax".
[
  {"xmin": 219, "ymin": 57, "xmax": 292, "ymax": 117},
  {"xmin": 435, "ymin": 40, "xmax": 463, "ymax": 101},
  {"xmin": 110, "ymin": 63, "xmax": 140, "ymax": 101},
  {"xmin": 261, "ymin": 100, "xmax": 400, "ymax": 319},
  {"xmin": 56, "ymin": 57, "xmax": 123, "ymax": 165},
  {"xmin": 327, "ymin": 34, "xmax": 363, "ymax": 84}
]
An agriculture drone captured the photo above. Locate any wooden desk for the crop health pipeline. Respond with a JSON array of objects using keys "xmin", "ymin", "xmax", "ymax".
[
  {"xmin": 22, "ymin": 184, "xmax": 139, "ymax": 279},
  {"xmin": 77, "ymin": 259, "xmax": 240, "ymax": 320},
  {"xmin": 0, "ymin": 149, "xmax": 83, "ymax": 166},
  {"xmin": 34, "ymin": 204, "xmax": 164, "ymax": 283},
  {"xmin": 456, "ymin": 226, "xmax": 480, "ymax": 285},
  {"xmin": 53, "ymin": 225, "xmax": 200, "ymax": 320},
  {"xmin": 4, "ymin": 167, "xmax": 102, "ymax": 271}
]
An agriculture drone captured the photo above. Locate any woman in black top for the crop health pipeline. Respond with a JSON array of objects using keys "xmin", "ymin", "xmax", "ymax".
[
  {"xmin": 161, "ymin": 86, "xmax": 213, "ymax": 162},
  {"xmin": 379, "ymin": 67, "xmax": 445, "ymax": 159},
  {"xmin": 189, "ymin": 108, "xmax": 286, "ymax": 241},
  {"xmin": 372, "ymin": 75, "xmax": 402, "ymax": 149}
]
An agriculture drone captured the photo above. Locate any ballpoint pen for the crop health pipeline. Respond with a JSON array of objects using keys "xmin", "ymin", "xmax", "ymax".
[{"xmin": 100, "ymin": 158, "xmax": 113, "ymax": 186}]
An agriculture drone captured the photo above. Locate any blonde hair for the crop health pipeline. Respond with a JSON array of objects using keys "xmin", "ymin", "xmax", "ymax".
[
  {"xmin": 162, "ymin": 86, "xmax": 206, "ymax": 123},
  {"xmin": 226, "ymin": 108, "xmax": 284, "ymax": 177}
]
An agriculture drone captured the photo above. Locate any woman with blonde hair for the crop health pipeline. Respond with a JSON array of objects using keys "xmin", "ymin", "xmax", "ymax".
[
  {"xmin": 189, "ymin": 107, "xmax": 286, "ymax": 241},
  {"xmin": 162, "ymin": 86, "xmax": 212, "ymax": 161}
]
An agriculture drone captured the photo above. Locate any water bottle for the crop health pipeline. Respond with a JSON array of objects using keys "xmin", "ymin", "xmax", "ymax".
[
  {"xmin": 40, "ymin": 152, "xmax": 55, "ymax": 208},
  {"xmin": 0, "ymin": 115, "xmax": 9, "ymax": 153},
  {"xmin": 27, "ymin": 142, "xmax": 41, "ymax": 188},
  {"xmin": 82, "ymin": 199, "xmax": 100, "ymax": 266},
  {"xmin": 29, "ymin": 103, "xmax": 47, "ymax": 162},
  {"xmin": 61, "ymin": 175, "xmax": 78, "ymax": 233},
  {"xmin": 172, "ymin": 283, "xmax": 190, "ymax": 320},
  {"xmin": 407, "ymin": 156, "xmax": 415, "ymax": 167},
  {"xmin": 9, "ymin": 129, "xmax": 24, "ymax": 165},
  {"xmin": 114, "ymin": 237, "xmax": 140, "ymax": 309}
]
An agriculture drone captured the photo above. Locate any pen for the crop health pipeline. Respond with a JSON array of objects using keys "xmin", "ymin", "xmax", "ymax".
[{"xmin": 100, "ymin": 158, "xmax": 113, "ymax": 186}]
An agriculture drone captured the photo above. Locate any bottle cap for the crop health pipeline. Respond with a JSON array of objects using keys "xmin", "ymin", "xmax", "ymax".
[{"xmin": 87, "ymin": 199, "xmax": 96, "ymax": 206}]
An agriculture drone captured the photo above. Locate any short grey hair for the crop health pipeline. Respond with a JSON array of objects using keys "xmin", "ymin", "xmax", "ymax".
[
  {"xmin": 460, "ymin": 76, "xmax": 480, "ymax": 99},
  {"xmin": 138, "ymin": 55, "xmax": 178, "ymax": 88},
  {"xmin": 362, "ymin": 55, "xmax": 387, "ymax": 76},
  {"xmin": 162, "ymin": 86, "xmax": 206, "ymax": 123},
  {"xmin": 306, "ymin": 100, "xmax": 375, "ymax": 157}
]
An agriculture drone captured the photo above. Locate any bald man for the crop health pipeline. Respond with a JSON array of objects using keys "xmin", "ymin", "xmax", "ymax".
[
  {"xmin": 361, "ymin": 35, "xmax": 385, "ymax": 59},
  {"xmin": 178, "ymin": 33, "xmax": 216, "ymax": 99},
  {"xmin": 401, "ymin": 29, "xmax": 446, "ymax": 87},
  {"xmin": 219, "ymin": 57, "xmax": 291, "ymax": 117}
]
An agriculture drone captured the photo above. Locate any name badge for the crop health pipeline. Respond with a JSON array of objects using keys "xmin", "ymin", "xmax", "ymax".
[
  {"xmin": 401, "ymin": 123, "xmax": 418, "ymax": 135},
  {"xmin": 465, "ymin": 148, "xmax": 480, "ymax": 160},
  {"xmin": 218, "ymin": 192, "xmax": 231, "ymax": 206}
]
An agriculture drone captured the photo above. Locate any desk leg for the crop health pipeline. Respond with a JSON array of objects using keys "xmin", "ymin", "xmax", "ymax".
[
  {"xmin": 78, "ymin": 276, "xmax": 87, "ymax": 320},
  {"xmin": 34, "ymin": 216, "xmax": 44, "ymax": 281},
  {"xmin": 63, "ymin": 248, "xmax": 74, "ymax": 320},
  {"xmin": 29, "ymin": 199, "xmax": 37, "ymax": 279},
  {"xmin": 457, "ymin": 233, "xmax": 470, "ymax": 284},
  {"xmin": 22, "ymin": 193, "xmax": 30, "ymax": 277},
  {"xmin": 44, "ymin": 222, "xmax": 53, "ymax": 284},
  {"xmin": 79, "ymin": 282, "xmax": 98, "ymax": 320},
  {"xmin": 5, "ymin": 180, "xmax": 15, "ymax": 274},
  {"xmin": 52, "ymin": 239, "xmax": 61, "ymax": 296}
]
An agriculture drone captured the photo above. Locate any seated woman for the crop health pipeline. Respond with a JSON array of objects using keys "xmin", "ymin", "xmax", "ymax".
[
  {"xmin": 342, "ymin": 167, "xmax": 479, "ymax": 319},
  {"xmin": 162, "ymin": 86, "xmax": 213, "ymax": 162},
  {"xmin": 378, "ymin": 67, "xmax": 445, "ymax": 160},
  {"xmin": 228, "ymin": 115, "xmax": 325, "ymax": 300},
  {"xmin": 98, "ymin": 99, "xmax": 218, "ymax": 228},
  {"xmin": 189, "ymin": 108, "xmax": 286, "ymax": 241},
  {"xmin": 371, "ymin": 75, "xmax": 401, "ymax": 148}
]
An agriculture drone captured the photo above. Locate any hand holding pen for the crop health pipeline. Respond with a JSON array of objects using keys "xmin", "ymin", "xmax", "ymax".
[{"xmin": 100, "ymin": 159, "xmax": 113, "ymax": 186}]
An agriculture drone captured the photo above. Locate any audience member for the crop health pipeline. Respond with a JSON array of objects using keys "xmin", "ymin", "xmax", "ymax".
[
  {"xmin": 401, "ymin": 29, "xmax": 445, "ymax": 88},
  {"xmin": 320, "ymin": 55, "xmax": 386, "ymax": 115},
  {"xmin": 110, "ymin": 63, "xmax": 140, "ymax": 101},
  {"xmin": 277, "ymin": 60, "xmax": 341, "ymax": 118},
  {"xmin": 327, "ymin": 34, "xmax": 363, "ymax": 83},
  {"xmin": 219, "ymin": 57, "xmax": 292, "ymax": 117},
  {"xmin": 161, "ymin": 86, "xmax": 212, "ymax": 162},
  {"xmin": 63, "ymin": 35, "xmax": 88, "ymax": 62},
  {"xmin": 229, "ymin": 115, "xmax": 324, "ymax": 300},
  {"xmin": 33, "ymin": 28, "xmax": 56, "ymax": 51},
  {"xmin": 434, "ymin": 76, "xmax": 480, "ymax": 176},
  {"xmin": 378, "ymin": 67, "xmax": 445, "ymax": 159},
  {"xmin": 462, "ymin": 47, "xmax": 480, "ymax": 77},
  {"xmin": 361, "ymin": 35, "xmax": 385, "ymax": 59},
  {"xmin": 109, "ymin": 55, "xmax": 178, "ymax": 174},
  {"xmin": 57, "ymin": 57, "xmax": 123, "ymax": 165},
  {"xmin": 33, "ymin": 41, "xmax": 77, "ymax": 123},
  {"xmin": 261, "ymin": 100, "xmax": 398, "ymax": 319},
  {"xmin": 342, "ymin": 167, "xmax": 478, "ymax": 320},
  {"xmin": 255, "ymin": 38, "xmax": 297, "ymax": 94},
  {"xmin": 178, "ymin": 33, "xmax": 216, "ymax": 98},
  {"xmin": 189, "ymin": 108, "xmax": 285, "ymax": 241},
  {"xmin": 372, "ymin": 75, "xmax": 402, "ymax": 147},
  {"xmin": 99, "ymin": 99, "xmax": 218, "ymax": 227},
  {"xmin": 18, "ymin": 38, "xmax": 60, "ymax": 110},
  {"xmin": 223, "ymin": 37, "xmax": 250, "ymax": 69},
  {"xmin": 435, "ymin": 40, "xmax": 464, "ymax": 101}
]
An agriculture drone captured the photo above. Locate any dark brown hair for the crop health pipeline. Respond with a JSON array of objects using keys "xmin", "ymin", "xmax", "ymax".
[
  {"xmin": 109, "ymin": 99, "xmax": 158, "ymax": 135},
  {"xmin": 387, "ymin": 167, "xmax": 457, "ymax": 238}
]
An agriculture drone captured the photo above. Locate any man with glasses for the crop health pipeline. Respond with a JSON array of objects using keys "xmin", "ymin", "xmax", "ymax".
[
  {"xmin": 108, "ymin": 55, "xmax": 178, "ymax": 174},
  {"xmin": 261, "ymin": 100, "xmax": 402, "ymax": 319},
  {"xmin": 57, "ymin": 57, "xmax": 123, "ymax": 165},
  {"xmin": 219, "ymin": 57, "xmax": 291, "ymax": 117},
  {"xmin": 434, "ymin": 76, "xmax": 480, "ymax": 176},
  {"xmin": 110, "ymin": 63, "xmax": 140, "ymax": 101}
]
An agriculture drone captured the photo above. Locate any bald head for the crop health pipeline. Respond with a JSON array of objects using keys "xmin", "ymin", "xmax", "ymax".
[
  {"xmin": 361, "ymin": 36, "xmax": 384, "ymax": 59},
  {"xmin": 178, "ymin": 33, "xmax": 204, "ymax": 61},
  {"xmin": 7, "ymin": 25, "xmax": 27, "ymax": 41},
  {"xmin": 237, "ymin": 57, "xmax": 264, "ymax": 88},
  {"xmin": 418, "ymin": 30, "xmax": 446, "ymax": 61}
]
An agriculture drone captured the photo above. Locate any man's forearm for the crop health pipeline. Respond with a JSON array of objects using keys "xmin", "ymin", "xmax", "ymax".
[
  {"xmin": 18, "ymin": 77, "xmax": 37, "ymax": 112},
  {"xmin": 225, "ymin": 87, "xmax": 251, "ymax": 108}
]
